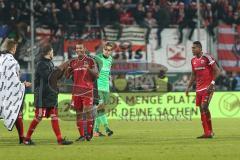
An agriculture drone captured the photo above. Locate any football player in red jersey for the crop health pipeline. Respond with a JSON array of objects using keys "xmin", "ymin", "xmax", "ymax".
[
  {"xmin": 185, "ymin": 41, "xmax": 220, "ymax": 138},
  {"xmin": 65, "ymin": 43, "xmax": 98, "ymax": 141}
]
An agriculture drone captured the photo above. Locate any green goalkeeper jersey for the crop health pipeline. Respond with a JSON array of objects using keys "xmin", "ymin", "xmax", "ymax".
[{"xmin": 95, "ymin": 52, "xmax": 113, "ymax": 92}]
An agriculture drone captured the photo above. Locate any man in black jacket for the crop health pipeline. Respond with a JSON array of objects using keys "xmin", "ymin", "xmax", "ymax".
[{"xmin": 24, "ymin": 44, "xmax": 72, "ymax": 145}]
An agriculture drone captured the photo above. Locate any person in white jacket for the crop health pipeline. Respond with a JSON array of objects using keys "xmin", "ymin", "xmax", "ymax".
[{"xmin": 0, "ymin": 39, "xmax": 31, "ymax": 144}]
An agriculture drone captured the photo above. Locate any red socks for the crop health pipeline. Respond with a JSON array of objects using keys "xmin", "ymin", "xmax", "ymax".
[
  {"xmin": 201, "ymin": 112, "xmax": 213, "ymax": 136},
  {"xmin": 51, "ymin": 116, "xmax": 62, "ymax": 143},
  {"xmin": 206, "ymin": 111, "xmax": 212, "ymax": 133},
  {"xmin": 77, "ymin": 119, "xmax": 93, "ymax": 136},
  {"xmin": 77, "ymin": 119, "xmax": 86, "ymax": 137},
  {"xmin": 26, "ymin": 116, "xmax": 62, "ymax": 142},
  {"xmin": 15, "ymin": 114, "xmax": 24, "ymax": 138},
  {"xmin": 87, "ymin": 119, "xmax": 93, "ymax": 135},
  {"xmin": 25, "ymin": 118, "xmax": 41, "ymax": 140}
]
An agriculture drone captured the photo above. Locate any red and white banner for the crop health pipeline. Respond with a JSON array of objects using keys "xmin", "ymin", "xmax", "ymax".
[
  {"xmin": 148, "ymin": 28, "xmax": 208, "ymax": 72},
  {"xmin": 63, "ymin": 38, "xmax": 146, "ymax": 63},
  {"xmin": 63, "ymin": 27, "xmax": 147, "ymax": 63},
  {"xmin": 217, "ymin": 24, "xmax": 240, "ymax": 71},
  {"xmin": 103, "ymin": 26, "xmax": 147, "ymax": 63}
]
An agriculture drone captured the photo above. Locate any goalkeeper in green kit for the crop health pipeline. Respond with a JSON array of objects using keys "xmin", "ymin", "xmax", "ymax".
[{"xmin": 93, "ymin": 42, "xmax": 114, "ymax": 137}]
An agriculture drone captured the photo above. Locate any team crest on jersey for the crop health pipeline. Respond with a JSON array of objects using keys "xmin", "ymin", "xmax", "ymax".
[
  {"xmin": 201, "ymin": 59, "xmax": 205, "ymax": 64},
  {"xmin": 167, "ymin": 44, "xmax": 186, "ymax": 67}
]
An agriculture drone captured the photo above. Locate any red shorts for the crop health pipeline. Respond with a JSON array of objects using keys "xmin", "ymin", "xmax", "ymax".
[
  {"xmin": 35, "ymin": 107, "xmax": 58, "ymax": 118},
  {"xmin": 71, "ymin": 95, "xmax": 93, "ymax": 111},
  {"xmin": 196, "ymin": 89, "xmax": 214, "ymax": 107}
]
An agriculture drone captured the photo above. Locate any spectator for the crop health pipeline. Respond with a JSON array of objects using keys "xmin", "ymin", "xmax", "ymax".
[
  {"xmin": 155, "ymin": 3, "xmax": 170, "ymax": 49},
  {"xmin": 230, "ymin": 0, "xmax": 238, "ymax": 11},
  {"xmin": 6, "ymin": 2, "xmax": 19, "ymax": 26},
  {"xmin": 18, "ymin": 0, "xmax": 30, "ymax": 25},
  {"xmin": 38, "ymin": 1, "xmax": 59, "ymax": 36},
  {"xmin": 237, "ymin": 1, "xmax": 240, "ymax": 15},
  {"xmin": 224, "ymin": 5, "xmax": 234, "ymax": 25},
  {"xmin": 99, "ymin": 1, "xmax": 117, "ymax": 26},
  {"xmin": 202, "ymin": 3, "xmax": 216, "ymax": 38},
  {"xmin": 178, "ymin": 2, "xmax": 197, "ymax": 44},
  {"xmin": 34, "ymin": 0, "xmax": 45, "ymax": 27},
  {"xmin": 173, "ymin": 74, "xmax": 189, "ymax": 91},
  {"xmin": 57, "ymin": 2, "xmax": 73, "ymax": 33},
  {"xmin": 232, "ymin": 72, "xmax": 240, "ymax": 90},
  {"xmin": 212, "ymin": 0, "xmax": 227, "ymax": 23},
  {"xmin": 100, "ymin": 1, "xmax": 122, "ymax": 40},
  {"xmin": 232, "ymin": 35, "xmax": 240, "ymax": 67},
  {"xmin": 155, "ymin": 70, "xmax": 171, "ymax": 92},
  {"xmin": 215, "ymin": 70, "xmax": 231, "ymax": 90},
  {"xmin": 133, "ymin": 3, "xmax": 151, "ymax": 43},
  {"xmin": 0, "ymin": 0, "xmax": 6, "ymax": 25},
  {"xmin": 145, "ymin": 0, "xmax": 158, "ymax": 14},
  {"xmin": 50, "ymin": 2, "xmax": 59, "ymax": 36},
  {"xmin": 176, "ymin": 2, "xmax": 185, "ymax": 24},
  {"xmin": 145, "ymin": 11, "xmax": 157, "ymax": 28},
  {"xmin": 120, "ymin": 8, "xmax": 134, "ymax": 25},
  {"xmin": 72, "ymin": 1, "xmax": 88, "ymax": 36},
  {"xmin": 85, "ymin": 1, "xmax": 97, "ymax": 25},
  {"xmin": 233, "ymin": 11, "xmax": 240, "ymax": 26}
]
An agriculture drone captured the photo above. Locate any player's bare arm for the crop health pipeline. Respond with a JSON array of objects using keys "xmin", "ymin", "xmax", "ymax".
[
  {"xmin": 82, "ymin": 59, "xmax": 99, "ymax": 79},
  {"xmin": 207, "ymin": 63, "xmax": 221, "ymax": 93},
  {"xmin": 58, "ymin": 60, "xmax": 70, "ymax": 72},
  {"xmin": 87, "ymin": 62, "xmax": 99, "ymax": 80},
  {"xmin": 64, "ymin": 62, "xmax": 73, "ymax": 79},
  {"xmin": 88, "ymin": 68, "xmax": 99, "ymax": 79},
  {"xmin": 185, "ymin": 71, "xmax": 196, "ymax": 96}
]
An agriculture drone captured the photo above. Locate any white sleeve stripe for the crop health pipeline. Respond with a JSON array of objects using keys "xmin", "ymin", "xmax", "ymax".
[
  {"xmin": 206, "ymin": 54, "xmax": 214, "ymax": 60},
  {"xmin": 204, "ymin": 55, "xmax": 215, "ymax": 65},
  {"xmin": 209, "ymin": 60, "xmax": 215, "ymax": 65}
]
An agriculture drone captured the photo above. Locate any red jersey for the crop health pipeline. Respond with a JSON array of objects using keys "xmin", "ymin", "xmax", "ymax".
[
  {"xmin": 69, "ymin": 55, "xmax": 96, "ymax": 96},
  {"xmin": 191, "ymin": 54, "xmax": 215, "ymax": 92}
]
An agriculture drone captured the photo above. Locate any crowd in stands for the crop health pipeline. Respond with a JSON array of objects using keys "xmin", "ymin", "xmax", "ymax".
[
  {"xmin": 1, "ymin": 0, "xmax": 240, "ymax": 44},
  {"xmin": 0, "ymin": 0, "xmax": 240, "ymax": 91}
]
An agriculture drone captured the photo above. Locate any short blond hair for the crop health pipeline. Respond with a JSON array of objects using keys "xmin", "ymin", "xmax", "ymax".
[
  {"xmin": 105, "ymin": 42, "xmax": 115, "ymax": 48},
  {"xmin": 5, "ymin": 39, "xmax": 17, "ymax": 51}
]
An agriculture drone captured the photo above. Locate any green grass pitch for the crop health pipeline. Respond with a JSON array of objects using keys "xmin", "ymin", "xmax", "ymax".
[{"xmin": 0, "ymin": 119, "xmax": 240, "ymax": 160}]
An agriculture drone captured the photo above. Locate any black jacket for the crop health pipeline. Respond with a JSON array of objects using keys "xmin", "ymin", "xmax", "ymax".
[{"xmin": 34, "ymin": 57, "xmax": 58, "ymax": 108}]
